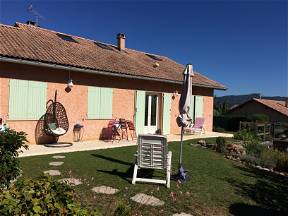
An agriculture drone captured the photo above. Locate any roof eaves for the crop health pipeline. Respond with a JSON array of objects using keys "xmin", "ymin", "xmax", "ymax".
[
  {"xmin": 193, "ymin": 82, "xmax": 227, "ymax": 90},
  {"xmin": 253, "ymin": 99, "xmax": 288, "ymax": 117},
  {"xmin": 0, "ymin": 55, "xmax": 182, "ymax": 85},
  {"xmin": 0, "ymin": 55, "xmax": 228, "ymax": 90}
]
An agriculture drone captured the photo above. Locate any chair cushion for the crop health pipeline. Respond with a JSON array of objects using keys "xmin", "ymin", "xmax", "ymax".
[
  {"xmin": 48, "ymin": 123, "xmax": 57, "ymax": 130},
  {"xmin": 51, "ymin": 127, "xmax": 66, "ymax": 135}
]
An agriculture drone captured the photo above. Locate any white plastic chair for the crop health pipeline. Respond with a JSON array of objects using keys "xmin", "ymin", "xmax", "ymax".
[{"xmin": 132, "ymin": 135, "xmax": 172, "ymax": 188}]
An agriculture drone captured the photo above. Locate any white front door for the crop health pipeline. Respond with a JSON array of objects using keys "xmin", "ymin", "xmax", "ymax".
[{"xmin": 144, "ymin": 94, "xmax": 159, "ymax": 134}]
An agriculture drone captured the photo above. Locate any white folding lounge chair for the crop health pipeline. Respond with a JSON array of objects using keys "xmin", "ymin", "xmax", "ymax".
[{"xmin": 132, "ymin": 135, "xmax": 172, "ymax": 188}]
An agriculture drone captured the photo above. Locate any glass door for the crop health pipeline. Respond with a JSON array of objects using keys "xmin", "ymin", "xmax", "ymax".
[{"xmin": 144, "ymin": 94, "xmax": 159, "ymax": 134}]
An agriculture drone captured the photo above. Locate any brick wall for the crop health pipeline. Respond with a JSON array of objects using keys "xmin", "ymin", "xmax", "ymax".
[
  {"xmin": 170, "ymin": 87, "xmax": 214, "ymax": 134},
  {"xmin": 0, "ymin": 62, "xmax": 215, "ymax": 143}
]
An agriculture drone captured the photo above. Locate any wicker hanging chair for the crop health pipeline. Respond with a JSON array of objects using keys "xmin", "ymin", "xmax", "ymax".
[{"xmin": 44, "ymin": 91, "xmax": 69, "ymax": 137}]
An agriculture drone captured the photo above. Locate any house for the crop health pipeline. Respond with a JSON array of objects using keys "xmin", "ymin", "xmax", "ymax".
[
  {"xmin": 0, "ymin": 21, "xmax": 226, "ymax": 143},
  {"xmin": 228, "ymin": 98, "xmax": 288, "ymax": 123}
]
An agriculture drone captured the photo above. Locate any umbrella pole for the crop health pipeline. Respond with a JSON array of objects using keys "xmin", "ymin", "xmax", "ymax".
[
  {"xmin": 179, "ymin": 126, "xmax": 184, "ymax": 167},
  {"xmin": 176, "ymin": 125, "xmax": 188, "ymax": 181}
]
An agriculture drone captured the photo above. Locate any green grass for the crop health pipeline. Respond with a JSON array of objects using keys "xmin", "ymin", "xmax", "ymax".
[{"xmin": 19, "ymin": 138, "xmax": 288, "ymax": 215}]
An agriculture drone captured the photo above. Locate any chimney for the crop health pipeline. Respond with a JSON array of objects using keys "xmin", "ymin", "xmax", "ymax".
[
  {"xmin": 26, "ymin": 20, "xmax": 37, "ymax": 26},
  {"xmin": 117, "ymin": 33, "xmax": 126, "ymax": 51}
]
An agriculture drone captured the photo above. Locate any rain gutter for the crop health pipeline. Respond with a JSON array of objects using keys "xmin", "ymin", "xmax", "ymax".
[{"xmin": 0, "ymin": 56, "xmax": 226, "ymax": 90}]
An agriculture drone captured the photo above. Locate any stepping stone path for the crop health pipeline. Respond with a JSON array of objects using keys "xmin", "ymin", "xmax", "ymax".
[
  {"xmin": 173, "ymin": 213, "xmax": 193, "ymax": 216},
  {"xmin": 52, "ymin": 155, "xmax": 66, "ymax": 159},
  {"xmin": 130, "ymin": 193, "xmax": 164, "ymax": 206},
  {"xmin": 49, "ymin": 161, "xmax": 64, "ymax": 166},
  {"xmin": 59, "ymin": 178, "xmax": 82, "ymax": 186},
  {"xmin": 91, "ymin": 186, "xmax": 119, "ymax": 194},
  {"xmin": 43, "ymin": 170, "xmax": 61, "ymax": 176}
]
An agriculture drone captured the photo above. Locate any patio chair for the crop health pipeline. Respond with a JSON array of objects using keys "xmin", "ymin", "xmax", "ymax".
[
  {"xmin": 108, "ymin": 119, "xmax": 121, "ymax": 142},
  {"xmin": 132, "ymin": 135, "xmax": 172, "ymax": 188},
  {"xmin": 44, "ymin": 91, "xmax": 69, "ymax": 137},
  {"xmin": 119, "ymin": 118, "xmax": 128, "ymax": 140},
  {"xmin": 185, "ymin": 117, "xmax": 205, "ymax": 134},
  {"xmin": 127, "ymin": 120, "xmax": 137, "ymax": 140}
]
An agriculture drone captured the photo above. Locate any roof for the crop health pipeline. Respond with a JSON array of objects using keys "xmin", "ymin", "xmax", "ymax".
[
  {"xmin": 0, "ymin": 22, "xmax": 226, "ymax": 90},
  {"xmin": 253, "ymin": 99, "xmax": 288, "ymax": 117},
  {"xmin": 230, "ymin": 98, "xmax": 288, "ymax": 117}
]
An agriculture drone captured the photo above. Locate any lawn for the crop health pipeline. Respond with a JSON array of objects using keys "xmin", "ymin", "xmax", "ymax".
[{"xmin": 19, "ymin": 138, "xmax": 288, "ymax": 215}]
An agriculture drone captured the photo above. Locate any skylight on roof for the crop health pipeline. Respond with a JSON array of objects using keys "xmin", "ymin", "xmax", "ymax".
[
  {"xmin": 146, "ymin": 54, "xmax": 162, "ymax": 61},
  {"xmin": 57, "ymin": 33, "xmax": 78, "ymax": 43},
  {"xmin": 94, "ymin": 42, "xmax": 113, "ymax": 51}
]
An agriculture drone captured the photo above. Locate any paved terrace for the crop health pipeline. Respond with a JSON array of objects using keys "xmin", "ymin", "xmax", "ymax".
[{"xmin": 19, "ymin": 132, "xmax": 233, "ymax": 157}]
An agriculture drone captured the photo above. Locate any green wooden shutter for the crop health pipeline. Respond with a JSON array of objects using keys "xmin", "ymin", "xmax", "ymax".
[
  {"xmin": 162, "ymin": 93, "xmax": 172, "ymax": 135},
  {"xmin": 9, "ymin": 80, "xmax": 29, "ymax": 120},
  {"xmin": 88, "ymin": 87, "xmax": 113, "ymax": 119},
  {"xmin": 99, "ymin": 87, "xmax": 113, "ymax": 119},
  {"xmin": 88, "ymin": 87, "xmax": 101, "ymax": 119},
  {"xmin": 9, "ymin": 79, "xmax": 47, "ymax": 120},
  {"xmin": 195, "ymin": 96, "xmax": 204, "ymax": 118},
  {"xmin": 27, "ymin": 81, "xmax": 47, "ymax": 120},
  {"xmin": 135, "ymin": 90, "xmax": 145, "ymax": 134}
]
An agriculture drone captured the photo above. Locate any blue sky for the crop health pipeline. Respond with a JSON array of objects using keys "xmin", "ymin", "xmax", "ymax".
[{"xmin": 0, "ymin": 0, "xmax": 287, "ymax": 96}]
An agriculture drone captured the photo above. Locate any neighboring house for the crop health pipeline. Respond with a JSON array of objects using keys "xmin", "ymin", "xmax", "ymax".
[
  {"xmin": 228, "ymin": 98, "xmax": 288, "ymax": 123},
  {"xmin": 0, "ymin": 21, "xmax": 226, "ymax": 143}
]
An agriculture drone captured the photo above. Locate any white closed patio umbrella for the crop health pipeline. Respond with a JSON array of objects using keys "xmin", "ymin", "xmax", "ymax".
[{"xmin": 176, "ymin": 64, "xmax": 194, "ymax": 180}]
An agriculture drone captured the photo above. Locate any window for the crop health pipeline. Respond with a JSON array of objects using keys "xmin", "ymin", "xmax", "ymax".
[
  {"xmin": 88, "ymin": 87, "xmax": 113, "ymax": 119},
  {"xmin": 57, "ymin": 33, "xmax": 78, "ymax": 43},
  {"xmin": 187, "ymin": 95, "xmax": 204, "ymax": 121},
  {"xmin": 9, "ymin": 79, "xmax": 47, "ymax": 120},
  {"xmin": 146, "ymin": 54, "xmax": 163, "ymax": 61},
  {"xmin": 191, "ymin": 95, "xmax": 203, "ymax": 120},
  {"xmin": 94, "ymin": 42, "xmax": 113, "ymax": 51}
]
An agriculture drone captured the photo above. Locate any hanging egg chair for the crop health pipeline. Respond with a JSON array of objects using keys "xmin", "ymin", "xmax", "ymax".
[{"xmin": 44, "ymin": 91, "xmax": 69, "ymax": 137}]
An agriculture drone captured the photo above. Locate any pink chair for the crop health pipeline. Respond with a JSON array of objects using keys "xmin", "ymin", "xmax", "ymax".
[{"xmin": 185, "ymin": 117, "xmax": 205, "ymax": 134}]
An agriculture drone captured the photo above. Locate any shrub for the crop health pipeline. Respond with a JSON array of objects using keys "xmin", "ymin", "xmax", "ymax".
[
  {"xmin": 275, "ymin": 151, "xmax": 288, "ymax": 172},
  {"xmin": 216, "ymin": 137, "xmax": 226, "ymax": 153},
  {"xmin": 245, "ymin": 142, "xmax": 266, "ymax": 158},
  {"xmin": 213, "ymin": 115, "xmax": 250, "ymax": 132},
  {"xmin": 234, "ymin": 129, "xmax": 259, "ymax": 144},
  {"xmin": 249, "ymin": 114, "xmax": 269, "ymax": 123},
  {"xmin": 0, "ymin": 175, "xmax": 100, "ymax": 216},
  {"xmin": 259, "ymin": 149, "xmax": 278, "ymax": 169},
  {"xmin": 0, "ymin": 129, "xmax": 28, "ymax": 189},
  {"xmin": 241, "ymin": 154, "xmax": 261, "ymax": 166}
]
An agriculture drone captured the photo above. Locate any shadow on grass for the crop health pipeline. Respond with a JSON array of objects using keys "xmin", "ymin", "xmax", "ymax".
[
  {"xmin": 91, "ymin": 153, "xmax": 132, "ymax": 166},
  {"xmin": 92, "ymin": 153, "xmax": 157, "ymax": 183},
  {"xmin": 97, "ymin": 167, "xmax": 134, "ymax": 183},
  {"xmin": 227, "ymin": 165, "xmax": 288, "ymax": 215},
  {"xmin": 229, "ymin": 203, "xmax": 280, "ymax": 216}
]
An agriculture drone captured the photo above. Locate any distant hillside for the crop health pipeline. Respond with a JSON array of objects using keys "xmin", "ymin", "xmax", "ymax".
[{"xmin": 215, "ymin": 94, "xmax": 287, "ymax": 108}]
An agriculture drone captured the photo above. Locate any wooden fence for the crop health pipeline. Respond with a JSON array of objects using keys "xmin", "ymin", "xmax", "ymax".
[{"xmin": 239, "ymin": 121, "xmax": 272, "ymax": 141}]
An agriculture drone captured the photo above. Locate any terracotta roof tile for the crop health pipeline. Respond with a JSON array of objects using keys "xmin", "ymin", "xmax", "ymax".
[
  {"xmin": 0, "ymin": 22, "xmax": 226, "ymax": 89},
  {"xmin": 253, "ymin": 98, "xmax": 288, "ymax": 117}
]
